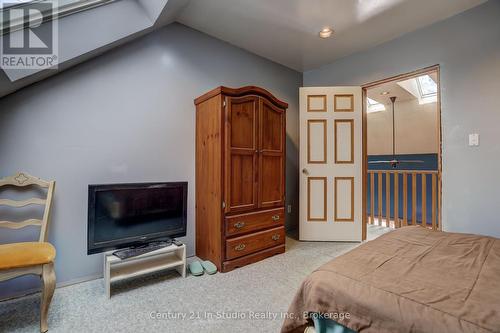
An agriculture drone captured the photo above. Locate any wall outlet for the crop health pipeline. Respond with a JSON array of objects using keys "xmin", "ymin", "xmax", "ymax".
[
  {"xmin": 287, "ymin": 205, "xmax": 292, "ymax": 214},
  {"xmin": 468, "ymin": 133, "xmax": 480, "ymax": 147}
]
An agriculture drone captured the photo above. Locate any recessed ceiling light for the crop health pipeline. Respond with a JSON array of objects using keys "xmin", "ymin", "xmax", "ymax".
[
  {"xmin": 319, "ymin": 27, "xmax": 334, "ymax": 38},
  {"xmin": 380, "ymin": 91, "xmax": 390, "ymax": 95}
]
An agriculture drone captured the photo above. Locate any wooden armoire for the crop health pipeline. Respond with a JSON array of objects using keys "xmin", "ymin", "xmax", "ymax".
[{"xmin": 194, "ymin": 86, "xmax": 287, "ymax": 272}]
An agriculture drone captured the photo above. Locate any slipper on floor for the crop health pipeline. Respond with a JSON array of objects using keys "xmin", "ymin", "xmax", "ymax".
[
  {"xmin": 201, "ymin": 260, "xmax": 217, "ymax": 275},
  {"xmin": 188, "ymin": 261, "xmax": 204, "ymax": 276}
]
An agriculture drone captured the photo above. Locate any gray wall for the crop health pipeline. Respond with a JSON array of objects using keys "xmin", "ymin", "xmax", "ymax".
[
  {"xmin": 304, "ymin": 0, "xmax": 500, "ymax": 238},
  {"xmin": 0, "ymin": 23, "xmax": 301, "ymax": 299}
]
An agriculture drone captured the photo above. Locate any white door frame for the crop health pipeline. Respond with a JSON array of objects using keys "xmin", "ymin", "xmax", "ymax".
[{"xmin": 361, "ymin": 64, "xmax": 443, "ymax": 234}]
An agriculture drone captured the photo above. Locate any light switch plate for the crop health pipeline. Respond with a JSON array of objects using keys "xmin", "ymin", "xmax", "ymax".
[{"xmin": 469, "ymin": 133, "xmax": 479, "ymax": 146}]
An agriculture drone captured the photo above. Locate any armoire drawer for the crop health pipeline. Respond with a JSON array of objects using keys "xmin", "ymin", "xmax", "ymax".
[
  {"xmin": 226, "ymin": 226, "xmax": 285, "ymax": 260},
  {"xmin": 225, "ymin": 208, "xmax": 284, "ymax": 236}
]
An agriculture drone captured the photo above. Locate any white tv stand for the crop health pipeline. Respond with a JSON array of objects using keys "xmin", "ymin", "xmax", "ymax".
[{"xmin": 103, "ymin": 243, "xmax": 186, "ymax": 298}]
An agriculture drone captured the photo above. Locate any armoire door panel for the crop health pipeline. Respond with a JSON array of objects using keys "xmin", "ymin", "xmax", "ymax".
[
  {"xmin": 230, "ymin": 97, "xmax": 257, "ymax": 149},
  {"xmin": 259, "ymin": 98, "xmax": 285, "ymax": 208},
  {"xmin": 259, "ymin": 154, "xmax": 283, "ymax": 207},
  {"xmin": 229, "ymin": 152, "xmax": 257, "ymax": 210},
  {"xmin": 226, "ymin": 96, "xmax": 259, "ymax": 213},
  {"xmin": 260, "ymin": 100, "xmax": 283, "ymax": 152}
]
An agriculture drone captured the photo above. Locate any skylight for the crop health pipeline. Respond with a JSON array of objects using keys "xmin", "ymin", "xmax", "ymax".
[
  {"xmin": 0, "ymin": 0, "xmax": 33, "ymax": 9},
  {"xmin": 367, "ymin": 97, "xmax": 386, "ymax": 113},
  {"xmin": 417, "ymin": 75, "xmax": 437, "ymax": 98},
  {"xmin": 397, "ymin": 74, "xmax": 438, "ymax": 105},
  {"xmin": 0, "ymin": 0, "xmax": 111, "ymax": 10},
  {"xmin": 1, "ymin": 0, "xmax": 115, "ymax": 35}
]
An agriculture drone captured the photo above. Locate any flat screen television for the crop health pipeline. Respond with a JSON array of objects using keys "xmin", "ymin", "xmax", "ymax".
[{"xmin": 87, "ymin": 182, "xmax": 187, "ymax": 254}]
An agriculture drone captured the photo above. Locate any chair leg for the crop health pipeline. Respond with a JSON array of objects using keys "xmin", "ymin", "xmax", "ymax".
[{"xmin": 40, "ymin": 263, "xmax": 56, "ymax": 333}]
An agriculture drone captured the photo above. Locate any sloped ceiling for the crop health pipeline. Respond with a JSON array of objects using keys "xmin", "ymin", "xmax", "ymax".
[
  {"xmin": 0, "ymin": 0, "xmax": 488, "ymax": 97},
  {"xmin": 367, "ymin": 82, "xmax": 416, "ymax": 104},
  {"xmin": 367, "ymin": 70, "xmax": 439, "ymax": 104},
  {"xmin": 0, "ymin": 0, "xmax": 189, "ymax": 97}
]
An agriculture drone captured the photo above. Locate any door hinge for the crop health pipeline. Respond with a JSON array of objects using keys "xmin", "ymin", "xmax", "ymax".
[
  {"xmin": 222, "ymin": 201, "xmax": 226, "ymax": 209},
  {"xmin": 223, "ymin": 100, "xmax": 226, "ymax": 108}
]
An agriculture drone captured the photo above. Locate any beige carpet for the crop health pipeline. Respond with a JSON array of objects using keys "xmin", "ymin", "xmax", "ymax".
[{"xmin": 0, "ymin": 226, "xmax": 390, "ymax": 333}]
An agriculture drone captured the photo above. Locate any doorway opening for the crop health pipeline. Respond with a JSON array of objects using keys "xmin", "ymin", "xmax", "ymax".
[{"xmin": 362, "ymin": 66, "xmax": 442, "ymax": 240}]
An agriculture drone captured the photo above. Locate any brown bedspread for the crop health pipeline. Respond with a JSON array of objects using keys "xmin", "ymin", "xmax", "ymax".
[{"xmin": 282, "ymin": 226, "xmax": 500, "ymax": 333}]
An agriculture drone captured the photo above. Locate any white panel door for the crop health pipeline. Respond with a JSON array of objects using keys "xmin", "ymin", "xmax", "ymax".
[{"xmin": 300, "ymin": 87, "xmax": 362, "ymax": 241}]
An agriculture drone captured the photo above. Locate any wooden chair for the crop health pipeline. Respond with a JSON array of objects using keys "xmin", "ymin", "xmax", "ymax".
[{"xmin": 0, "ymin": 172, "xmax": 56, "ymax": 333}]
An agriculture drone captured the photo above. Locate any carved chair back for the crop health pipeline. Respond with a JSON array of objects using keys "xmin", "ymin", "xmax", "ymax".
[{"xmin": 0, "ymin": 172, "xmax": 55, "ymax": 242}]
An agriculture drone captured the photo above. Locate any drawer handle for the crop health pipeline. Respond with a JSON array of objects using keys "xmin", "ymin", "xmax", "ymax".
[
  {"xmin": 234, "ymin": 243, "xmax": 246, "ymax": 251},
  {"xmin": 272, "ymin": 234, "xmax": 280, "ymax": 241},
  {"xmin": 234, "ymin": 221, "xmax": 246, "ymax": 229},
  {"xmin": 272, "ymin": 215, "xmax": 280, "ymax": 221}
]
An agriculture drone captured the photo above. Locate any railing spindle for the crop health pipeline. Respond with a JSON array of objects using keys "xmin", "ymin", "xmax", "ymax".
[
  {"xmin": 412, "ymin": 173, "xmax": 417, "ymax": 225},
  {"xmin": 385, "ymin": 172, "xmax": 391, "ymax": 228},
  {"xmin": 422, "ymin": 174, "xmax": 427, "ymax": 228},
  {"xmin": 438, "ymin": 174, "xmax": 441, "ymax": 230},
  {"xmin": 432, "ymin": 174, "xmax": 437, "ymax": 230},
  {"xmin": 394, "ymin": 173, "xmax": 399, "ymax": 228},
  {"xmin": 370, "ymin": 172, "xmax": 375, "ymax": 225},
  {"xmin": 403, "ymin": 173, "xmax": 408, "ymax": 226},
  {"xmin": 378, "ymin": 172, "xmax": 383, "ymax": 225}
]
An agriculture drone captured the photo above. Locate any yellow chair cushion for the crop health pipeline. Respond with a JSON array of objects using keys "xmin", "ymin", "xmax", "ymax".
[{"xmin": 0, "ymin": 242, "xmax": 56, "ymax": 270}]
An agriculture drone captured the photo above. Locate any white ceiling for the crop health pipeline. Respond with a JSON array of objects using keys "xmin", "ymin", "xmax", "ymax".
[{"xmin": 177, "ymin": 0, "xmax": 487, "ymax": 71}]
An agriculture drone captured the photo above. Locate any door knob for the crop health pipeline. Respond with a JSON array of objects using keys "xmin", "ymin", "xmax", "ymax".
[{"xmin": 302, "ymin": 168, "xmax": 309, "ymax": 175}]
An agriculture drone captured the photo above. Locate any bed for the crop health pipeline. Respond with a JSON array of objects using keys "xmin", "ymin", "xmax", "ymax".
[{"xmin": 281, "ymin": 226, "xmax": 500, "ymax": 333}]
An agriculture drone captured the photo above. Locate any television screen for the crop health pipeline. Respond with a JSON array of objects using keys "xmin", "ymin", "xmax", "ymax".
[{"xmin": 87, "ymin": 182, "xmax": 187, "ymax": 254}]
